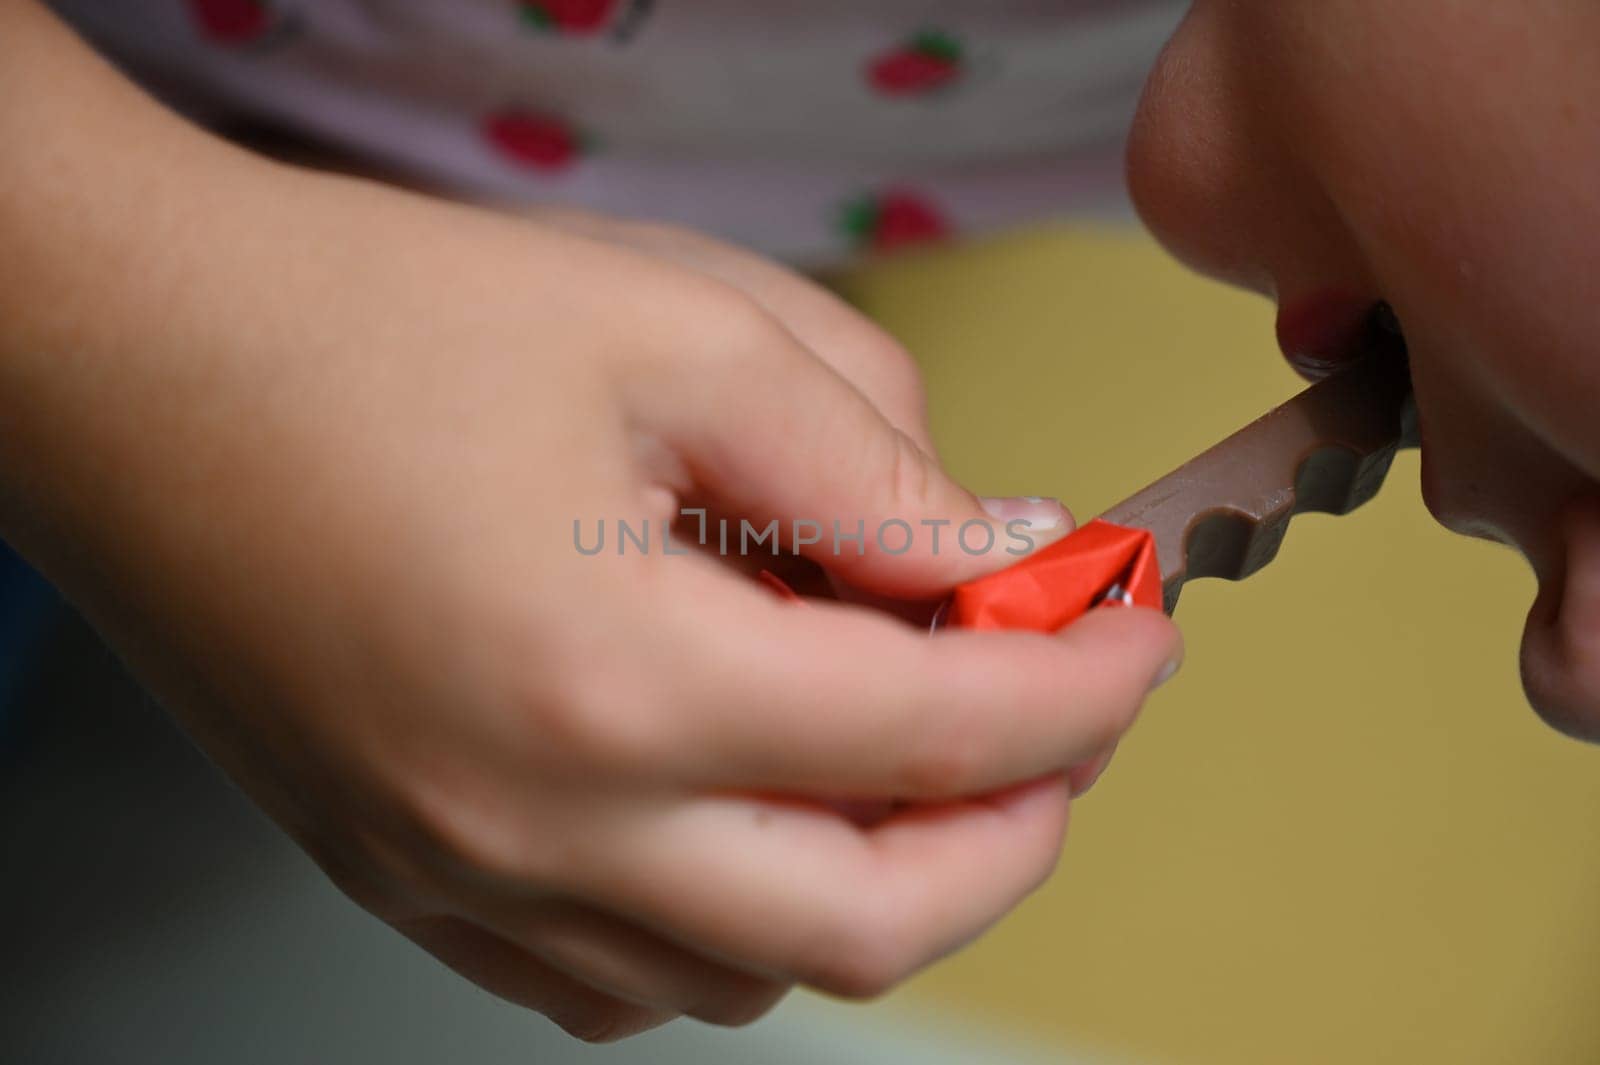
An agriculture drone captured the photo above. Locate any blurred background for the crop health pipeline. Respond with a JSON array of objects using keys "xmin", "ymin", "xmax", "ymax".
[{"xmin": 5, "ymin": 224, "xmax": 1600, "ymax": 1064}]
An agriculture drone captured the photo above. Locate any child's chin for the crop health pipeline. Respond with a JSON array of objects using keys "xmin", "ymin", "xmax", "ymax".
[
  {"xmin": 1520, "ymin": 655, "xmax": 1600, "ymax": 744},
  {"xmin": 1518, "ymin": 501, "xmax": 1600, "ymax": 744}
]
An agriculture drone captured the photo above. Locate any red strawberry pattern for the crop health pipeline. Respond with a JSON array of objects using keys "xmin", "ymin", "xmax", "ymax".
[
  {"xmin": 516, "ymin": 0, "xmax": 618, "ymax": 33},
  {"xmin": 484, "ymin": 110, "xmax": 587, "ymax": 172},
  {"xmin": 867, "ymin": 30, "xmax": 965, "ymax": 97},
  {"xmin": 840, "ymin": 189, "xmax": 951, "ymax": 253},
  {"xmin": 187, "ymin": 0, "xmax": 274, "ymax": 45},
  {"xmin": 516, "ymin": 0, "xmax": 653, "ymax": 39}
]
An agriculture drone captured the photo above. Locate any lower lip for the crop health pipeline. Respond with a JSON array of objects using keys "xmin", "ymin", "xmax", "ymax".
[{"xmin": 1276, "ymin": 291, "xmax": 1375, "ymax": 379}]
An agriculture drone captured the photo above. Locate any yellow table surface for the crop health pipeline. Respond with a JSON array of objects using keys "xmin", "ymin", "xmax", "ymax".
[{"xmin": 834, "ymin": 226, "xmax": 1600, "ymax": 1065}]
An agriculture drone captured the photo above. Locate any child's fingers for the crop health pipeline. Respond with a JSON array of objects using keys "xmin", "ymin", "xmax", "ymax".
[
  {"xmin": 630, "ymin": 304, "xmax": 1059, "ymax": 598},
  {"xmin": 399, "ymin": 915, "xmax": 675, "ymax": 1043},
  {"xmin": 579, "ymin": 777, "xmax": 1073, "ymax": 998},
  {"xmin": 470, "ymin": 898, "xmax": 791, "ymax": 1028},
  {"xmin": 532, "ymin": 210, "xmax": 938, "ymax": 452},
  {"xmin": 664, "ymin": 573, "xmax": 1181, "ymax": 800},
  {"xmin": 1067, "ymin": 742, "xmax": 1120, "ymax": 797}
]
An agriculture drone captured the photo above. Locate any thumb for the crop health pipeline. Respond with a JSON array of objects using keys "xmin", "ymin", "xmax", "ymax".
[{"xmin": 640, "ymin": 316, "xmax": 1073, "ymax": 597}]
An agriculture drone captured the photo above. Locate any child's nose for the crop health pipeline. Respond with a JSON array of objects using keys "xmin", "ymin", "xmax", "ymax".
[{"xmin": 1125, "ymin": 6, "xmax": 1371, "ymax": 313}]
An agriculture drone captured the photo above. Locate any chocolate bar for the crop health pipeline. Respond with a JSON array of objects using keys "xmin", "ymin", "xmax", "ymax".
[{"xmin": 1101, "ymin": 350, "xmax": 1417, "ymax": 613}]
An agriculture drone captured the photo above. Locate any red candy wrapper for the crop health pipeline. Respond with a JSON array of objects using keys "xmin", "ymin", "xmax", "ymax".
[
  {"xmin": 946, "ymin": 519, "xmax": 1161, "ymax": 632},
  {"xmin": 759, "ymin": 519, "xmax": 1161, "ymax": 633}
]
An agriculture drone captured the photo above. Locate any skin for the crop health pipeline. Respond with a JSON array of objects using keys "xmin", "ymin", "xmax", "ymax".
[
  {"xmin": 1127, "ymin": 0, "xmax": 1600, "ymax": 740},
  {"xmin": 0, "ymin": 0, "xmax": 1180, "ymax": 1042}
]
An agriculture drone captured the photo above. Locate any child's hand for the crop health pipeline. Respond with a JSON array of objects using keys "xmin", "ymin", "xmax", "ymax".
[
  {"xmin": 522, "ymin": 207, "xmax": 942, "ymax": 456},
  {"xmin": 5, "ymin": 173, "xmax": 1180, "ymax": 1040},
  {"xmin": 0, "ymin": 9, "xmax": 1181, "ymax": 1038}
]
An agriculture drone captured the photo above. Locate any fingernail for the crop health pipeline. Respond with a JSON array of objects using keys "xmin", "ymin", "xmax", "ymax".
[
  {"xmin": 1149, "ymin": 657, "xmax": 1182, "ymax": 693},
  {"xmin": 980, "ymin": 496, "xmax": 1070, "ymax": 532}
]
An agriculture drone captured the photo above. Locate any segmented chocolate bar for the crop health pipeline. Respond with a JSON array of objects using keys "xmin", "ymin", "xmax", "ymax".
[{"xmin": 1101, "ymin": 351, "xmax": 1417, "ymax": 614}]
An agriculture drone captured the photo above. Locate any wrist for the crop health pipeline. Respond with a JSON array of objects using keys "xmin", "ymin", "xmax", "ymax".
[{"xmin": 0, "ymin": 6, "xmax": 292, "ymax": 578}]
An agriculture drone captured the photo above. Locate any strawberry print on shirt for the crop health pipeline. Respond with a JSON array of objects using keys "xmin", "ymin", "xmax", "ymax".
[
  {"xmin": 867, "ymin": 30, "xmax": 966, "ymax": 97},
  {"xmin": 484, "ymin": 109, "xmax": 588, "ymax": 172},
  {"xmin": 839, "ymin": 188, "xmax": 951, "ymax": 254},
  {"xmin": 515, "ymin": 0, "xmax": 655, "ymax": 41},
  {"xmin": 186, "ymin": 0, "xmax": 295, "ymax": 47}
]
